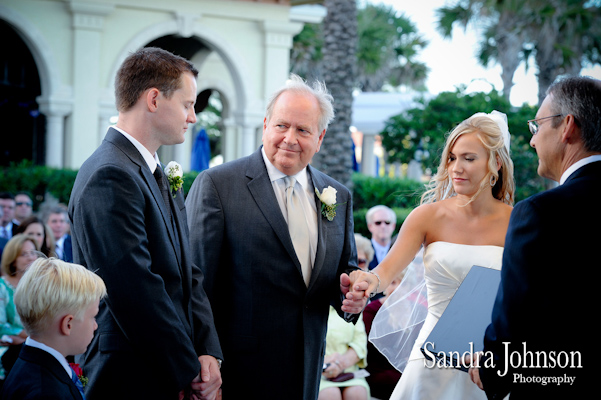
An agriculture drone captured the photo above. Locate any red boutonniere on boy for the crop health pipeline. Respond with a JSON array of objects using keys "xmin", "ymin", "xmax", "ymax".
[{"xmin": 69, "ymin": 363, "xmax": 89, "ymax": 387}]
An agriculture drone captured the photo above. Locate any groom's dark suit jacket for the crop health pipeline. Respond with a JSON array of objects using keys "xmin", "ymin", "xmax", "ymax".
[
  {"xmin": 68, "ymin": 128, "xmax": 222, "ymax": 399},
  {"xmin": 0, "ymin": 345, "xmax": 83, "ymax": 400},
  {"xmin": 481, "ymin": 161, "xmax": 600, "ymax": 399},
  {"xmin": 185, "ymin": 148, "xmax": 359, "ymax": 400}
]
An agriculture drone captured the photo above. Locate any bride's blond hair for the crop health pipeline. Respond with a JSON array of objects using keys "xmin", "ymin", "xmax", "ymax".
[{"xmin": 420, "ymin": 115, "xmax": 515, "ymax": 206}]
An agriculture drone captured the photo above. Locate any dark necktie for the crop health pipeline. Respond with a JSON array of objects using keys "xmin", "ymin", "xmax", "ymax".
[
  {"xmin": 70, "ymin": 366, "xmax": 86, "ymax": 399},
  {"xmin": 153, "ymin": 166, "xmax": 172, "ymax": 220}
]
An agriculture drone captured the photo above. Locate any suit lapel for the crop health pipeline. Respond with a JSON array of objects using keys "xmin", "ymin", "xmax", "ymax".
[
  {"xmin": 246, "ymin": 150, "xmax": 303, "ymax": 275},
  {"xmin": 307, "ymin": 166, "xmax": 327, "ymax": 289},
  {"xmin": 105, "ymin": 129, "xmax": 182, "ymax": 269}
]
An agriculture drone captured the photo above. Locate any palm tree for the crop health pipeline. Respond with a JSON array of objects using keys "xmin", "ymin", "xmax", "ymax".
[
  {"xmin": 437, "ymin": 0, "xmax": 601, "ymax": 105},
  {"xmin": 310, "ymin": 0, "xmax": 357, "ymax": 188},
  {"xmin": 291, "ymin": 2, "xmax": 429, "ymax": 92},
  {"xmin": 436, "ymin": 0, "xmax": 529, "ymax": 101},
  {"xmin": 356, "ymin": 3, "xmax": 429, "ymax": 91},
  {"xmin": 528, "ymin": 0, "xmax": 601, "ymax": 103}
]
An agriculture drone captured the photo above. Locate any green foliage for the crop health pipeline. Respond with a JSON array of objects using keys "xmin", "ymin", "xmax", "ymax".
[
  {"xmin": 0, "ymin": 161, "xmax": 77, "ymax": 206},
  {"xmin": 0, "ymin": 161, "xmax": 202, "ymax": 206},
  {"xmin": 380, "ymin": 88, "xmax": 545, "ymax": 202},
  {"xmin": 351, "ymin": 173, "xmax": 425, "ymax": 211}
]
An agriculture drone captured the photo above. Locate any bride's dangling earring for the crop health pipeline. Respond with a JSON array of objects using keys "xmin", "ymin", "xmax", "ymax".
[{"xmin": 490, "ymin": 174, "xmax": 497, "ymax": 187}]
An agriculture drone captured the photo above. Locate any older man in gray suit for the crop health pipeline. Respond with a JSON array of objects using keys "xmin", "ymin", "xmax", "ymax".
[{"xmin": 186, "ymin": 74, "xmax": 367, "ymax": 399}]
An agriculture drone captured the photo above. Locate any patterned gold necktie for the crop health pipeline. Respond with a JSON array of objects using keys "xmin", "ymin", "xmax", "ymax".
[{"xmin": 284, "ymin": 176, "xmax": 311, "ymax": 287}]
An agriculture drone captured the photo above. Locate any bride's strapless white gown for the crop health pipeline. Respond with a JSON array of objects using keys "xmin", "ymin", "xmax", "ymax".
[{"xmin": 390, "ymin": 241, "xmax": 503, "ymax": 400}]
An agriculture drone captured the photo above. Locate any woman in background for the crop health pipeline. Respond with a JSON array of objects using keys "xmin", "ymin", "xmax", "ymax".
[
  {"xmin": 15, "ymin": 216, "xmax": 55, "ymax": 258},
  {"xmin": 0, "ymin": 234, "xmax": 39, "ymax": 380}
]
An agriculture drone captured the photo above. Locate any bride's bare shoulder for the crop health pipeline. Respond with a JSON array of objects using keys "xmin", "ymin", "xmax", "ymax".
[{"xmin": 407, "ymin": 199, "xmax": 453, "ymax": 223}]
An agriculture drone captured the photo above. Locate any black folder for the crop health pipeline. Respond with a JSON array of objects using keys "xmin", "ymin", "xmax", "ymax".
[{"xmin": 420, "ymin": 265, "xmax": 501, "ymax": 372}]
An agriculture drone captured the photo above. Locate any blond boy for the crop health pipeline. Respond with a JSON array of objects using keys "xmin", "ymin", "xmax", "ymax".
[{"xmin": 1, "ymin": 258, "xmax": 105, "ymax": 400}]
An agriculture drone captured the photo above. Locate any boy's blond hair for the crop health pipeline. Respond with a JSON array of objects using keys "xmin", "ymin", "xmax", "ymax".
[{"xmin": 14, "ymin": 258, "xmax": 106, "ymax": 336}]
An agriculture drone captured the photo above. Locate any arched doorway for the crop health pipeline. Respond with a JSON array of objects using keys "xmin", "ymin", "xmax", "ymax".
[
  {"xmin": 142, "ymin": 36, "xmax": 231, "ymax": 170},
  {"xmin": 0, "ymin": 19, "xmax": 45, "ymax": 166}
]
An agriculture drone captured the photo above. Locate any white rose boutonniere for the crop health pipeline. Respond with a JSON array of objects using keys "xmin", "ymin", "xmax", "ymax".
[
  {"xmin": 164, "ymin": 161, "xmax": 184, "ymax": 198},
  {"xmin": 315, "ymin": 186, "xmax": 343, "ymax": 221}
]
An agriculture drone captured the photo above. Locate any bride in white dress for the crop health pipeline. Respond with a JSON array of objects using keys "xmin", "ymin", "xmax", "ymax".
[{"xmin": 349, "ymin": 111, "xmax": 515, "ymax": 400}]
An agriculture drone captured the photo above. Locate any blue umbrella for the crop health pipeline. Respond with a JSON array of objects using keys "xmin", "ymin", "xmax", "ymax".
[{"xmin": 191, "ymin": 127, "xmax": 210, "ymax": 172}]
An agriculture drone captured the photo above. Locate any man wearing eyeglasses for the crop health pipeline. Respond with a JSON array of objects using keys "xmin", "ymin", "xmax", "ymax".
[
  {"xmin": 470, "ymin": 76, "xmax": 600, "ymax": 398},
  {"xmin": 365, "ymin": 205, "xmax": 396, "ymax": 272}
]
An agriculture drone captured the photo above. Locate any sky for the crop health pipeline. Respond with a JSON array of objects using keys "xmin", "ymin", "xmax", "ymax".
[{"xmin": 372, "ymin": 0, "xmax": 601, "ymax": 107}]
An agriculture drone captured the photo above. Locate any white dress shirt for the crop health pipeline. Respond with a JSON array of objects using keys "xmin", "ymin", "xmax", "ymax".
[
  {"xmin": 560, "ymin": 155, "xmax": 601, "ymax": 185},
  {"xmin": 371, "ymin": 238, "xmax": 390, "ymax": 264},
  {"xmin": 112, "ymin": 126, "xmax": 162, "ymax": 172},
  {"xmin": 55, "ymin": 235, "xmax": 66, "ymax": 260},
  {"xmin": 261, "ymin": 148, "xmax": 318, "ymax": 269}
]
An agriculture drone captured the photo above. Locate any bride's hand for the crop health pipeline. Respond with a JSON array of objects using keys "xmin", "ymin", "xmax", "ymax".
[{"xmin": 348, "ymin": 269, "xmax": 379, "ymax": 299}]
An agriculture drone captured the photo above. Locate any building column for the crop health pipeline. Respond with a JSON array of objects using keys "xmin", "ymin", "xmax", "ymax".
[
  {"xmin": 67, "ymin": 1, "xmax": 114, "ymax": 168},
  {"xmin": 37, "ymin": 95, "xmax": 73, "ymax": 168},
  {"xmin": 260, "ymin": 20, "xmax": 304, "ymax": 101},
  {"xmin": 361, "ymin": 132, "xmax": 377, "ymax": 177},
  {"xmin": 221, "ymin": 117, "xmax": 238, "ymax": 163}
]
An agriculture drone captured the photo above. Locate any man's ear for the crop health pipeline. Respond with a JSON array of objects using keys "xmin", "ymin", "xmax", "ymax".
[
  {"xmin": 561, "ymin": 114, "xmax": 580, "ymax": 144},
  {"xmin": 315, "ymin": 129, "xmax": 326, "ymax": 152},
  {"xmin": 145, "ymin": 88, "xmax": 160, "ymax": 112},
  {"xmin": 59, "ymin": 315, "xmax": 74, "ymax": 336}
]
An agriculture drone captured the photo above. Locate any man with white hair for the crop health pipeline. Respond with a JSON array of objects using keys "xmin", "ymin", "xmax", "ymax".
[{"xmin": 366, "ymin": 205, "xmax": 397, "ymax": 271}]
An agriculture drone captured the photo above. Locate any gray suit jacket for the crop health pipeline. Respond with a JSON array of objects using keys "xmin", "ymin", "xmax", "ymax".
[
  {"xmin": 68, "ymin": 128, "xmax": 221, "ymax": 399},
  {"xmin": 185, "ymin": 148, "xmax": 358, "ymax": 400}
]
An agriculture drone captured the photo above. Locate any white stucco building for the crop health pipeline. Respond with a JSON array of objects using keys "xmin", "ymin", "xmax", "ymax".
[{"xmin": 0, "ymin": 0, "xmax": 323, "ymax": 170}]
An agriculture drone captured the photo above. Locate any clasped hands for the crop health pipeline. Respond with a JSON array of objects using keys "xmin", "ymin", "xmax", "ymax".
[
  {"xmin": 340, "ymin": 271, "xmax": 378, "ymax": 313},
  {"xmin": 179, "ymin": 355, "xmax": 222, "ymax": 400}
]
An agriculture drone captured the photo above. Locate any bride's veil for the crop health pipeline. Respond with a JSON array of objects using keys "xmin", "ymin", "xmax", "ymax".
[{"xmin": 368, "ymin": 247, "xmax": 428, "ymax": 373}]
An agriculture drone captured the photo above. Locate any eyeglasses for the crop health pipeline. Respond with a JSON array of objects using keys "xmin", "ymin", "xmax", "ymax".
[
  {"xmin": 527, "ymin": 114, "xmax": 562, "ymax": 135},
  {"xmin": 16, "ymin": 202, "xmax": 33, "ymax": 207},
  {"xmin": 18, "ymin": 250, "xmax": 38, "ymax": 258},
  {"xmin": 374, "ymin": 220, "xmax": 391, "ymax": 226}
]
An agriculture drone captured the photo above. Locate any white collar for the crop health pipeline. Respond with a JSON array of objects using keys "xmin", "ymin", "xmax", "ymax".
[
  {"xmin": 261, "ymin": 147, "xmax": 309, "ymax": 189},
  {"xmin": 112, "ymin": 126, "xmax": 161, "ymax": 173},
  {"xmin": 559, "ymin": 155, "xmax": 601, "ymax": 185},
  {"xmin": 25, "ymin": 337, "xmax": 72, "ymax": 378},
  {"xmin": 371, "ymin": 238, "xmax": 391, "ymax": 252}
]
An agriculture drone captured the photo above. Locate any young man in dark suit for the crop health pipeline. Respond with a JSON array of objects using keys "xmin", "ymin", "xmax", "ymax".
[
  {"xmin": 185, "ymin": 74, "xmax": 368, "ymax": 399},
  {"xmin": 68, "ymin": 47, "xmax": 222, "ymax": 400},
  {"xmin": 470, "ymin": 76, "xmax": 600, "ymax": 398}
]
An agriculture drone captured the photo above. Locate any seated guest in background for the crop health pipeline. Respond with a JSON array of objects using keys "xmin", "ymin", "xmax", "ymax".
[
  {"xmin": 15, "ymin": 216, "xmax": 56, "ymax": 258},
  {"xmin": 366, "ymin": 205, "xmax": 396, "ymax": 271},
  {"xmin": 0, "ymin": 234, "xmax": 39, "ymax": 380},
  {"xmin": 0, "ymin": 194, "xmax": 17, "ymax": 241},
  {"xmin": 353, "ymin": 233, "xmax": 374, "ymax": 272},
  {"xmin": 0, "ymin": 258, "xmax": 106, "ymax": 400},
  {"xmin": 319, "ymin": 310, "xmax": 369, "ymax": 400},
  {"xmin": 13, "ymin": 193, "xmax": 33, "ymax": 226},
  {"xmin": 44, "ymin": 206, "xmax": 72, "ymax": 263},
  {"xmin": 317, "ymin": 233, "xmax": 372, "ymax": 400}
]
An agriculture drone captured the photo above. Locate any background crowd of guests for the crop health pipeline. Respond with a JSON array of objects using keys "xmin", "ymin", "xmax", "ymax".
[{"xmin": 0, "ymin": 192, "xmax": 74, "ymax": 386}]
